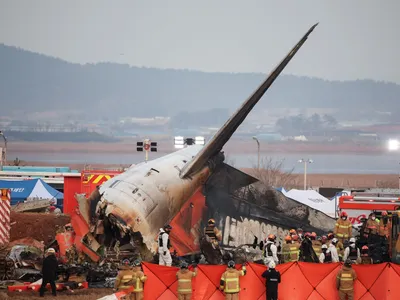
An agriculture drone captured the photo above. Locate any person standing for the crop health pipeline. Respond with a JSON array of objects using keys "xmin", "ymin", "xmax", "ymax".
[
  {"xmin": 39, "ymin": 248, "xmax": 58, "ymax": 297},
  {"xmin": 262, "ymin": 261, "xmax": 281, "ymax": 300},
  {"xmin": 263, "ymin": 234, "xmax": 279, "ymax": 266},
  {"xmin": 130, "ymin": 259, "xmax": 147, "ymax": 300},
  {"xmin": 329, "ymin": 239, "xmax": 340, "ymax": 263},
  {"xmin": 219, "ymin": 261, "xmax": 247, "ymax": 300},
  {"xmin": 158, "ymin": 224, "xmax": 173, "ymax": 266},
  {"xmin": 176, "ymin": 261, "xmax": 198, "ymax": 300},
  {"xmin": 334, "ymin": 212, "xmax": 352, "ymax": 244},
  {"xmin": 336, "ymin": 259, "xmax": 357, "ymax": 300},
  {"xmin": 343, "ymin": 238, "xmax": 361, "ymax": 264}
]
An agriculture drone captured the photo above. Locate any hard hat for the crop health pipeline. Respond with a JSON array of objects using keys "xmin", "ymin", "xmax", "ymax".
[
  {"xmin": 292, "ymin": 235, "xmax": 299, "ymax": 241},
  {"xmin": 382, "ymin": 211, "xmax": 388, "ymax": 216},
  {"xmin": 268, "ymin": 261, "xmax": 276, "ymax": 269},
  {"xmin": 304, "ymin": 232, "xmax": 311, "ymax": 237},
  {"xmin": 268, "ymin": 234, "xmax": 276, "ymax": 240},
  {"xmin": 227, "ymin": 260, "xmax": 235, "ymax": 268},
  {"xmin": 321, "ymin": 235, "xmax": 327, "ymax": 241},
  {"xmin": 133, "ymin": 259, "xmax": 141, "ymax": 267},
  {"xmin": 349, "ymin": 238, "xmax": 356, "ymax": 243},
  {"xmin": 311, "ymin": 232, "xmax": 317, "ymax": 237},
  {"xmin": 297, "ymin": 228, "xmax": 303, "ymax": 232},
  {"xmin": 321, "ymin": 244, "xmax": 328, "ymax": 249},
  {"xmin": 327, "ymin": 233, "xmax": 334, "ymax": 239},
  {"xmin": 332, "ymin": 238, "xmax": 338, "ymax": 244},
  {"xmin": 46, "ymin": 248, "xmax": 56, "ymax": 253},
  {"xmin": 180, "ymin": 261, "xmax": 189, "ymax": 269},
  {"xmin": 344, "ymin": 259, "xmax": 352, "ymax": 267},
  {"xmin": 362, "ymin": 245, "xmax": 369, "ymax": 250},
  {"xmin": 284, "ymin": 235, "xmax": 292, "ymax": 242},
  {"xmin": 340, "ymin": 211, "xmax": 348, "ymax": 217},
  {"xmin": 122, "ymin": 259, "xmax": 130, "ymax": 265},
  {"xmin": 289, "ymin": 229, "xmax": 296, "ymax": 234},
  {"xmin": 208, "ymin": 218, "xmax": 215, "ymax": 224},
  {"xmin": 164, "ymin": 224, "xmax": 172, "ymax": 230}
]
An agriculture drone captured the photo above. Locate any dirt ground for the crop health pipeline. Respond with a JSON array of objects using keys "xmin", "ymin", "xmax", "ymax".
[
  {"xmin": 1, "ymin": 288, "xmax": 111, "ymax": 300},
  {"xmin": 10, "ymin": 212, "xmax": 71, "ymax": 243}
]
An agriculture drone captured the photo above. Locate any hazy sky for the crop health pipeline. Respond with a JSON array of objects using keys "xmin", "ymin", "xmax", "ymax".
[{"xmin": 1, "ymin": 0, "xmax": 399, "ymax": 83}]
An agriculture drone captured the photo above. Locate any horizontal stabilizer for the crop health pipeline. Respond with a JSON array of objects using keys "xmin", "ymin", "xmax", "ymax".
[{"xmin": 180, "ymin": 23, "xmax": 319, "ymax": 178}]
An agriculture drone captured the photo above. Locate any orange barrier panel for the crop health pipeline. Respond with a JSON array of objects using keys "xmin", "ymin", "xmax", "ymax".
[{"xmin": 141, "ymin": 262, "xmax": 400, "ymax": 299}]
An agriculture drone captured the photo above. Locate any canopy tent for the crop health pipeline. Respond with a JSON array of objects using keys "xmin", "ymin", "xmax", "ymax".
[
  {"xmin": 0, "ymin": 178, "xmax": 63, "ymax": 207},
  {"xmin": 285, "ymin": 189, "xmax": 336, "ymax": 218}
]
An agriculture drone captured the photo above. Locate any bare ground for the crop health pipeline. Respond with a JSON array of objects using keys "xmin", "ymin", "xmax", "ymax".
[{"xmin": 2, "ymin": 288, "xmax": 111, "ymax": 300}]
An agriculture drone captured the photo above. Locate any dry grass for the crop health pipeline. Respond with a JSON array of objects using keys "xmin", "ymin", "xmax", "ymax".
[{"xmin": 2, "ymin": 288, "xmax": 111, "ymax": 300}]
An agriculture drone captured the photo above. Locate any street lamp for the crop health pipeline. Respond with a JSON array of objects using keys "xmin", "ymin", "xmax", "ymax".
[
  {"xmin": 252, "ymin": 136, "xmax": 260, "ymax": 170},
  {"xmin": 0, "ymin": 131, "xmax": 7, "ymax": 171},
  {"xmin": 298, "ymin": 158, "xmax": 313, "ymax": 190}
]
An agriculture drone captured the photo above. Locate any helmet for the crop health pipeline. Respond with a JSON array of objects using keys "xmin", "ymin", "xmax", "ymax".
[
  {"xmin": 321, "ymin": 235, "xmax": 327, "ymax": 241},
  {"xmin": 132, "ymin": 259, "xmax": 141, "ymax": 266},
  {"xmin": 289, "ymin": 229, "xmax": 296, "ymax": 234},
  {"xmin": 46, "ymin": 248, "xmax": 56, "ymax": 253},
  {"xmin": 268, "ymin": 234, "xmax": 276, "ymax": 240},
  {"xmin": 208, "ymin": 219, "xmax": 215, "ymax": 225},
  {"xmin": 382, "ymin": 211, "xmax": 388, "ymax": 216},
  {"xmin": 349, "ymin": 238, "xmax": 356, "ymax": 243},
  {"xmin": 311, "ymin": 232, "xmax": 317, "ymax": 237},
  {"xmin": 340, "ymin": 211, "xmax": 348, "ymax": 217},
  {"xmin": 327, "ymin": 233, "xmax": 334, "ymax": 239},
  {"xmin": 180, "ymin": 261, "xmax": 189, "ymax": 269},
  {"xmin": 332, "ymin": 238, "xmax": 338, "ymax": 244},
  {"xmin": 292, "ymin": 235, "xmax": 299, "ymax": 241},
  {"xmin": 344, "ymin": 259, "xmax": 352, "ymax": 267},
  {"xmin": 122, "ymin": 258, "xmax": 130, "ymax": 265},
  {"xmin": 227, "ymin": 260, "xmax": 235, "ymax": 268},
  {"xmin": 268, "ymin": 261, "xmax": 276, "ymax": 269},
  {"xmin": 304, "ymin": 232, "xmax": 311, "ymax": 238},
  {"xmin": 297, "ymin": 228, "xmax": 303, "ymax": 233},
  {"xmin": 362, "ymin": 245, "xmax": 369, "ymax": 250},
  {"xmin": 164, "ymin": 224, "xmax": 172, "ymax": 230},
  {"xmin": 321, "ymin": 244, "xmax": 328, "ymax": 249},
  {"xmin": 284, "ymin": 235, "xmax": 292, "ymax": 242}
]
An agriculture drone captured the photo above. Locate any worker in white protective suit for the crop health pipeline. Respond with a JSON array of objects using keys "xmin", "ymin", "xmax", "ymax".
[
  {"xmin": 329, "ymin": 238, "xmax": 340, "ymax": 263},
  {"xmin": 158, "ymin": 224, "xmax": 173, "ymax": 266},
  {"xmin": 343, "ymin": 237, "xmax": 361, "ymax": 264},
  {"xmin": 263, "ymin": 234, "xmax": 279, "ymax": 266}
]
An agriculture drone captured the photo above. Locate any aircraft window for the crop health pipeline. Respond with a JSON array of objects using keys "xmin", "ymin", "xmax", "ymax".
[
  {"xmin": 132, "ymin": 188, "xmax": 139, "ymax": 194},
  {"xmin": 109, "ymin": 180, "xmax": 120, "ymax": 188}
]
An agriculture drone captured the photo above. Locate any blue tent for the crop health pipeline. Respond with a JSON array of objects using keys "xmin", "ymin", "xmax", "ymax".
[{"xmin": 0, "ymin": 179, "xmax": 63, "ymax": 209}]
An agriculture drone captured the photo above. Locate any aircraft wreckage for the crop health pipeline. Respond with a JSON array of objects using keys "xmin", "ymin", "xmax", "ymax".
[{"xmin": 69, "ymin": 23, "xmax": 330, "ymax": 265}]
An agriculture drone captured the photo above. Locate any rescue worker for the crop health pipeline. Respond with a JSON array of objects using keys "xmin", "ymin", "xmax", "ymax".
[
  {"xmin": 365, "ymin": 213, "xmax": 379, "ymax": 240},
  {"xmin": 336, "ymin": 259, "xmax": 357, "ymax": 300},
  {"xmin": 262, "ymin": 261, "xmax": 281, "ymax": 300},
  {"xmin": 334, "ymin": 211, "xmax": 352, "ymax": 244},
  {"xmin": 158, "ymin": 224, "xmax": 173, "ymax": 266},
  {"xmin": 379, "ymin": 211, "xmax": 391, "ymax": 238},
  {"xmin": 360, "ymin": 245, "xmax": 373, "ymax": 264},
  {"xmin": 300, "ymin": 232, "xmax": 318, "ymax": 262},
  {"xmin": 336, "ymin": 238, "xmax": 345, "ymax": 262},
  {"xmin": 219, "ymin": 260, "xmax": 247, "ymax": 300},
  {"xmin": 114, "ymin": 259, "xmax": 135, "ymax": 298},
  {"xmin": 282, "ymin": 236, "xmax": 299, "ymax": 263},
  {"xmin": 310, "ymin": 232, "xmax": 322, "ymax": 259},
  {"xmin": 343, "ymin": 238, "xmax": 360, "ymax": 264},
  {"xmin": 204, "ymin": 218, "xmax": 222, "ymax": 249},
  {"xmin": 297, "ymin": 228, "xmax": 304, "ymax": 241},
  {"xmin": 176, "ymin": 261, "xmax": 198, "ymax": 300},
  {"xmin": 289, "ymin": 229, "xmax": 297, "ymax": 239},
  {"xmin": 321, "ymin": 235, "xmax": 328, "ymax": 246},
  {"xmin": 130, "ymin": 259, "xmax": 147, "ymax": 300},
  {"xmin": 39, "ymin": 248, "xmax": 58, "ymax": 297},
  {"xmin": 319, "ymin": 244, "xmax": 332, "ymax": 263},
  {"xmin": 329, "ymin": 238, "xmax": 340, "ymax": 263},
  {"xmin": 263, "ymin": 234, "xmax": 279, "ymax": 266}
]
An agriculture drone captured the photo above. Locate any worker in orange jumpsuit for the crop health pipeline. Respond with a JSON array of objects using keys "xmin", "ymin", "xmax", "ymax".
[
  {"xmin": 336, "ymin": 259, "xmax": 357, "ymax": 300},
  {"xmin": 220, "ymin": 261, "xmax": 247, "ymax": 300},
  {"xmin": 176, "ymin": 261, "xmax": 198, "ymax": 300},
  {"xmin": 204, "ymin": 218, "xmax": 222, "ymax": 249},
  {"xmin": 334, "ymin": 211, "xmax": 352, "ymax": 244},
  {"xmin": 310, "ymin": 232, "xmax": 322, "ymax": 259},
  {"xmin": 282, "ymin": 235, "xmax": 299, "ymax": 263}
]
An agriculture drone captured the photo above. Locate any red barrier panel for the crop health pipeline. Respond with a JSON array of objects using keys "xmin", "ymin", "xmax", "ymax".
[{"xmin": 141, "ymin": 262, "xmax": 400, "ymax": 299}]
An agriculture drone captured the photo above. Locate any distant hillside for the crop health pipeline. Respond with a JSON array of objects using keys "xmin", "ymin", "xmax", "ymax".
[
  {"xmin": 4, "ymin": 131, "xmax": 120, "ymax": 143},
  {"xmin": 1, "ymin": 44, "xmax": 400, "ymax": 120}
]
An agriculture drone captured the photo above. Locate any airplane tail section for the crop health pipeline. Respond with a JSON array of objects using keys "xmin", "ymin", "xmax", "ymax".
[{"xmin": 180, "ymin": 23, "xmax": 319, "ymax": 178}]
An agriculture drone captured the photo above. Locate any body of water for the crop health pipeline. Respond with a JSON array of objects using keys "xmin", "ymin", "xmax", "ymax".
[{"xmin": 10, "ymin": 151, "xmax": 400, "ymax": 174}]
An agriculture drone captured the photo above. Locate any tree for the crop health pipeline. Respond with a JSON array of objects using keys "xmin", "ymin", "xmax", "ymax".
[{"xmin": 249, "ymin": 157, "xmax": 295, "ymax": 188}]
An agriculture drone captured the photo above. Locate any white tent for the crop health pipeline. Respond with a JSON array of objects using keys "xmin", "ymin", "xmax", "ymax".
[{"xmin": 285, "ymin": 189, "xmax": 337, "ymax": 218}]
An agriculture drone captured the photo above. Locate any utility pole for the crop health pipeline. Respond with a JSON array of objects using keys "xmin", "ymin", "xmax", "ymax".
[
  {"xmin": 252, "ymin": 136, "xmax": 260, "ymax": 170},
  {"xmin": 137, "ymin": 139, "xmax": 157, "ymax": 162},
  {"xmin": 0, "ymin": 131, "xmax": 7, "ymax": 171},
  {"xmin": 298, "ymin": 159, "xmax": 313, "ymax": 190}
]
